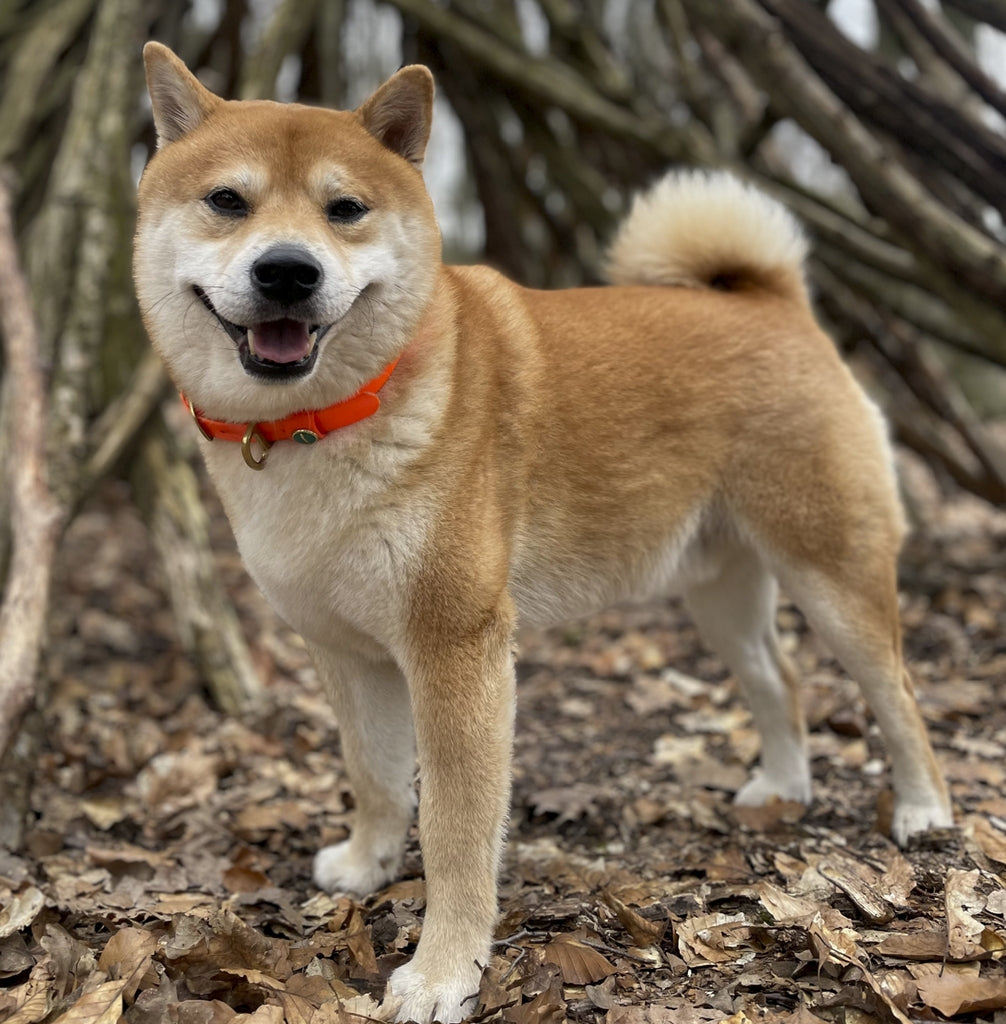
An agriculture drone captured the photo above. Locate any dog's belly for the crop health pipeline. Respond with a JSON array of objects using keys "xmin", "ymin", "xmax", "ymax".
[{"xmin": 509, "ymin": 509, "xmax": 717, "ymax": 628}]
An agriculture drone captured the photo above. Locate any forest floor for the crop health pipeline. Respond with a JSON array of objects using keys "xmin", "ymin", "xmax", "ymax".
[{"xmin": 2, "ymin": 441, "xmax": 1006, "ymax": 1024}]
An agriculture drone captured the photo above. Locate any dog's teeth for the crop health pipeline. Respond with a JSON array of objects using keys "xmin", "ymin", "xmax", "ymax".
[
  {"xmin": 308, "ymin": 329, "xmax": 318, "ymax": 352},
  {"xmin": 247, "ymin": 328, "xmax": 258, "ymax": 357}
]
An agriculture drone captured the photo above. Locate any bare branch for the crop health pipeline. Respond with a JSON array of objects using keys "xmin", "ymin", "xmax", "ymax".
[
  {"xmin": 388, "ymin": 0, "xmax": 717, "ymax": 163},
  {"xmin": 130, "ymin": 420, "xmax": 265, "ymax": 715},
  {"xmin": 80, "ymin": 351, "xmax": 169, "ymax": 494},
  {"xmin": 239, "ymin": 0, "xmax": 321, "ymax": 100},
  {"xmin": 942, "ymin": 0, "xmax": 1006, "ymax": 35},
  {"xmin": 681, "ymin": 0, "xmax": 1006, "ymax": 310},
  {"xmin": 0, "ymin": 172, "xmax": 65, "ymax": 761},
  {"xmin": 880, "ymin": 0, "xmax": 1006, "ymax": 117}
]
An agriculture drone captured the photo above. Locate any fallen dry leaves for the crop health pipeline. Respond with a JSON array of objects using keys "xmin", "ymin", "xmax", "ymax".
[{"xmin": 2, "ymin": 449, "xmax": 1006, "ymax": 1022}]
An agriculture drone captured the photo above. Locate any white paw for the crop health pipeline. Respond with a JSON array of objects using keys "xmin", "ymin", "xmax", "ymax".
[
  {"xmin": 891, "ymin": 799, "xmax": 954, "ymax": 847},
  {"xmin": 384, "ymin": 959, "xmax": 481, "ymax": 1024},
  {"xmin": 734, "ymin": 769, "xmax": 812, "ymax": 808},
  {"xmin": 313, "ymin": 839, "xmax": 401, "ymax": 896}
]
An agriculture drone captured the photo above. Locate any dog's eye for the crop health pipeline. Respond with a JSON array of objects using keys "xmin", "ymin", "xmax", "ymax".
[
  {"xmin": 205, "ymin": 188, "xmax": 248, "ymax": 216},
  {"xmin": 327, "ymin": 197, "xmax": 368, "ymax": 224}
]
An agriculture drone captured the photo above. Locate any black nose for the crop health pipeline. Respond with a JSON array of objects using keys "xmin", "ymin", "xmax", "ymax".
[{"xmin": 251, "ymin": 246, "xmax": 323, "ymax": 305}]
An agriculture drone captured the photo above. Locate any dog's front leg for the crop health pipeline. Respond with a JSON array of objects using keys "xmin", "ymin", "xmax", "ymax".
[
  {"xmin": 385, "ymin": 604, "xmax": 516, "ymax": 1024},
  {"xmin": 309, "ymin": 644, "xmax": 417, "ymax": 897}
]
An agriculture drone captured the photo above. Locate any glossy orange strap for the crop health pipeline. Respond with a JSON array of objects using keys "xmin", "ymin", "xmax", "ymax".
[{"xmin": 181, "ymin": 359, "xmax": 398, "ymax": 447}]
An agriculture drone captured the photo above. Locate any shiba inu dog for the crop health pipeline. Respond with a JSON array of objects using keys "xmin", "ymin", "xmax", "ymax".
[{"xmin": 134, "ymin": 42, "xmax": 953, "ymax": 1022}]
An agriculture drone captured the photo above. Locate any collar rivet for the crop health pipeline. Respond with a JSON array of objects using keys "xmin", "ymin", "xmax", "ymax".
[{"xmin": 292, "ymin": 428, "xmax": 319, "ymax": 444}]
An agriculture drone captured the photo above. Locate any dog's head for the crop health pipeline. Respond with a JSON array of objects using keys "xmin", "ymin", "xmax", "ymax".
[{"xmin": 134, "ymin": 43, "xmax": 440, "ymax": 422}]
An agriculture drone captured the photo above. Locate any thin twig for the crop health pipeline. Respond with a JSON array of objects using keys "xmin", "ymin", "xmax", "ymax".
[{"xmin": 80, "ymin": 350, "xmax": 169, "ymax": 498}]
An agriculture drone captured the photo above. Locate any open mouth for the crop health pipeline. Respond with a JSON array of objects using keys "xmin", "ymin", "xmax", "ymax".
[{"xmin": 194, "ymin": 286, "xmax": 328, "ymax": 380}]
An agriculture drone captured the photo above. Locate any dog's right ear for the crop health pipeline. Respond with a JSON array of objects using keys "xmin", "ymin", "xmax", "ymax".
[{"xmin": 143, "ymin": 42, "xmax": 221, "ymax": 148}]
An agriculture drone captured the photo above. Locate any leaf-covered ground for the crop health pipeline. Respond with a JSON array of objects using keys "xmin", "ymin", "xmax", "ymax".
[{"xmin": 2, "ymin": 443, "xmax": 1006, "ymax": 1024}]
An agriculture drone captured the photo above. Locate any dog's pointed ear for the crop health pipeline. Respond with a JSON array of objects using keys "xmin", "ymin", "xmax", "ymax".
[
  {"xmin": 356, "ymin": 66, "xmax": 434, "ymax": 170},
  {"xmin": 143, "ymin": 42, "xmax": 221, "ymax": 148}
]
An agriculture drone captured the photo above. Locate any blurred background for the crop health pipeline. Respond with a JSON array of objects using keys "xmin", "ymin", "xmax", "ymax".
[{"xmin": 1, "ymin": 0, "xmax": 1005, "ymax": 781}]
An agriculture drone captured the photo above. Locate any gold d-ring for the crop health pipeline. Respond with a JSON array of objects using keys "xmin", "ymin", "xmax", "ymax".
[
  {"xmin": 241, "ymin": 423, "xmax": 271, "ymax": 470},
  {"xmin": 184, "ymin": 396, "xmax": 215, "ymax": 442}
]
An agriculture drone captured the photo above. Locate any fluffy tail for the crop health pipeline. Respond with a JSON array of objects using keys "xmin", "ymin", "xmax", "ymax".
[{"xmin": 604, "ymin": 170, "xmax": 810, "ymax": 306}]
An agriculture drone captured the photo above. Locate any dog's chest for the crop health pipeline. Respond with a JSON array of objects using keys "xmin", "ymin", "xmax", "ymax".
[{"xmin": 204, "ymin": 439, "xmax": 428, "ymax": 652}]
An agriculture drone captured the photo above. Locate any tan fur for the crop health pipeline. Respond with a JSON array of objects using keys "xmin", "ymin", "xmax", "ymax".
[{"xmin": 134, "ymin": 44, "xmax": 952, "ymax": 1023}]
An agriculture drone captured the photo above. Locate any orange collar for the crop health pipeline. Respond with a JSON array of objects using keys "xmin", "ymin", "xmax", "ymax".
[{"xmin": 181, "ymin": 359, "xmax": 398, "ymax": 470}]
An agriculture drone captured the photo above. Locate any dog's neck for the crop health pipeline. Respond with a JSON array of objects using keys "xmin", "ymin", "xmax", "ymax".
[{"xmin": 180, "ymin": 358, "xmax": 399, "ymax": 469}]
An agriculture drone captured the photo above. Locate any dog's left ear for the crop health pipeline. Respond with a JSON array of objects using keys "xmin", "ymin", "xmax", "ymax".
[{"xmin": 356, "ymin": 66, "xmax": 434, "ymax": 170}]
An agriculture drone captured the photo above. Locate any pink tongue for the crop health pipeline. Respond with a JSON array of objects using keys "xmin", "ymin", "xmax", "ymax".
[{"xmin": 248, "ymin": 319, "xmax": 313, "ymax": 363}]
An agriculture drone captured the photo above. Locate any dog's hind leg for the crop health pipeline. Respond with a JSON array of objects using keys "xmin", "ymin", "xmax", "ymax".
[
  {"xmin": 309, "ymin": 644, "xmax": 416, "ymax": 897},
  {"xmin": 775, "ymin": 555, "xmax": 952, "ymax": 844},
  {"xmin": 684, "ymin": 546, "xmax": 812, "ymax": 807}
]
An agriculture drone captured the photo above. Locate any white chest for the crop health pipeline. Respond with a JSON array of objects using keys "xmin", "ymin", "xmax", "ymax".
[{"xmin": 204, "ymin": 433, "xmax": 430, "ymax": 653}]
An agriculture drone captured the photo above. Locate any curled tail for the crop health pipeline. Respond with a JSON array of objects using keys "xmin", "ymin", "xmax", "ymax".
[{"xmin": 604, "ymin": 170, "xmax": 810, "ymax": 307}]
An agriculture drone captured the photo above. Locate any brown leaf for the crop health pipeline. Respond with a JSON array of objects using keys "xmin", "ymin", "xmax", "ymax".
[
  {"xmin": 605, "ymin": 1007, "xmax": 681, "ymax": 1024},
  {"xmin": 873, "ymin": 929, "xmax": 948, "ymax": 960},
  {"xmin": 731, "ymin": 800, "xmax": 806, "ymax": 832},
  {"xmin": 504, "ymin": 971, "xmax": 565, "ymax": 1024},
  {"xmin": 807, "ymin": 919, "xmax": 912, "ymax": 1024},
  {"xmin": 345, "ymin": 912, "xmax": 378, "ymax": 977},
  {"xmin": 234, "ymin": 1007, "xmax": 283, "ymax": 1023},
  {"xmin": 163, "ymin": 916, "xmax": 210, "ymax": 960},
  {"xmin": 676, "ymin": 913, "xmax": 751, "ymax": 966},
  {"xmin": 376, "ymin": 878, "xmax": 426, "ymax": 904},
  {"xmin": 806, "ymin": 918, "xmax": 863, "ymax": 971},
  {"xmin": 757, "ymin": 881, "xmax": 852, "ymax": 930},
  {"xmin": 49, "ymin": 979, "xmax": 124, "ymax": 1024},
  {"xmin": 169, "ymin": 1001, "xmax": 237, "ymax": 1024},
  {"xmin": 542, "ymin": 936, "xmax": 616, "ymax": 985},
  {"xmin": 877, "ymin": 850, "xmax": 917, "ymax": 907},
  {"xmin": 79, "ymin": 797, "xmax": 129, "ymax": 830},
  {"xmin": 601, "ymin": 892, "xmax": 666, "ymax": 947},
  {"xmin": 215, "ymin": 966, "xmax": 283, "ymax": 989},
  {"xmin": 232, "ymin": 801, "xmax": 309, "ymax": 837},
  {"xmin": 280, "ymin": 974, "xmax": 340, "ymax": 1003},
  {"xmin": 968, "ymin": 815, "xmax": 1006, "ymax": 865},
  {"xmin": 271, "ymin": 991, "xmax": 316, "ymax": 1024},
  {"xmin": 704, "ymin": 847, "xmax": 752, "ymax": 883},
  {"xmin": 784, "ymin": 1009, "xmax": 831, "ymax": 1024},
  {"xmin": 87, "ymin": 844, "xmax": 173, "ymax": 870},
  {"xmin": 916, "ymin": 972, "xmax": 1006, "ymax": 1016},
  {"xmin": 313, "ymin": 993, "xmax": 386, "ymax": 1023},
  {"xmin": 477, "ymin": 958, "xmax": 521, "ymax": 1015},
  {"xmin": 0, "ymin": 933, "xmax": 35, "ymax": 978},
  {"xmin": 153, "ymin": 893, "xmax": 215, "ymax": 917},
  {"xmin": 222, "ymin": 865, "xmax": 271, "ymax": 893},
  {"xmin": 584, "ymin": 976, "xmax": 616, "ymax": 1010},
  {"xmin": 0, "ymin": 886, "xmax": 45, "ymax": 939},
  {"xmin": 945, "ymin": 868, "xmax": 985, "ymax": 959},
  {"xmin": 1, "ymin": 956, "xmax": 54, "ymax": 1024},
  {"xmin": 134, "ymin": 751, "xmax": 221, "ymax": 816},
  {"xmin": 530, "ymin": 784, "xmax": 604, "ymax": 823},
  {"xmin": 206, "ymin": 909, "xmax": 291, "ymax": 979},
  {"xmin": 40, "ymin": 925, "xmax": 99, "ymax": 1000},
  {"xmin": 97, "ymin": 927, "xmax": 157, "ymax": 1001}
]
